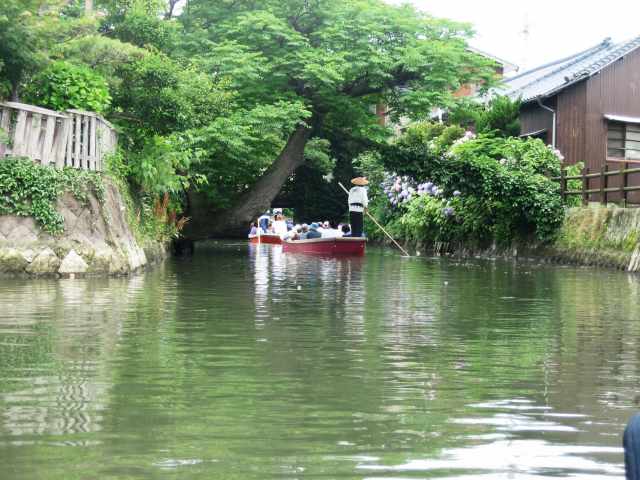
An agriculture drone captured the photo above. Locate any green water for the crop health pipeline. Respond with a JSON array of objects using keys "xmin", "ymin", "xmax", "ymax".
[{"xmin": 1, "ymin": 242, "xmax": 638, "ymax": 479}]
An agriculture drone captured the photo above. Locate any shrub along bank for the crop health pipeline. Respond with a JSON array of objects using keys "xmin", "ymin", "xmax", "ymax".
[{"xmin": 358, "ymin": 121, "xmax": 565, "ymax": 252}]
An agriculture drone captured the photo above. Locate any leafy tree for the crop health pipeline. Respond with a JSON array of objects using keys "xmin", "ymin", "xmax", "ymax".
[
  {"xmin": 179, "ymin": 0, "xmax": 497, "ymax": 236},
  {"xmin": 54, "ymin": 35, "xmax": 147, "ymax": 88},
  {"xmin": 23, "ymin": 61, "xmax": 111, "ymax": 112},
  {"xmin": 449, "ymin": 95, "xmax": 521, "ymax": 137},
  {"xmin": 0, "ymin": 0, "xmax": 96, "ymax": 100},
  {"xmin": 111, "ymin": 52, "xmax": 232, "ymax": 140}
]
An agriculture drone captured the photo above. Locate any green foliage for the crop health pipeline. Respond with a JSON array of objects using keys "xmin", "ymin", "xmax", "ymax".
[
  {"xmin": 110, "ymin": 10, "xmax": 180, "ymax": 52},
  {"xmin": 112, "ymin": 52, "xmax": 232, "ymax": 140},
  {"xmin": 128, "ymin": 134, "xmax": 206, "ymax": 194},
  {"xmin": 304, "ymin": 138, "xmax": 335, "ymax": 174},
  {"xmin": 0, "ymin": 127, "xmax": 9, "ymax": 145},
  {"xmin": 384, "ymin": 121, "xmax": 465, "ymax": 179},
  {"xmin": 0, "ymin": 157, "xmax": 104, "ymax": 235},
  {"xmin": 368, "ymin": 132, "xmax": 564, "ymax": 246},
  {"xmin": 24, "ymin": 61, "xmax": 111, "ymax": 112},
  {"xmin": 54, "ymin": 35, "xmax": 147, "ymax": 89},
  {"xmin": 0, "ymin": 1, "xmax": 98, "ymax": 98},
  {"xmin": 564, "ymin": 161, "xmax": 584, "ymax": 207},
  {"xmin": 449, "ymin": 96, "xmax": 521, "ymax": 137},
  {"xmin": 105, "ymin": 149, "xmax": 187, "ymax": 242},
  {"xmin": 190, "ymin": 101, "xmax": 311, "ymax": 209}
]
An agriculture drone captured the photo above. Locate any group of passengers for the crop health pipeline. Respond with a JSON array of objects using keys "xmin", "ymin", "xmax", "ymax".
[
  {"xmin": 248, "ymin": 176, "xmax": 370, "ymax": 240},
  {"xmin": 248, "ymin": 211, "xmax": 352, "ymax": 240}
]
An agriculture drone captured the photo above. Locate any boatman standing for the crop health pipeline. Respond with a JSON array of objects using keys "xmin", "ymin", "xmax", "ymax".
[{"xmin": 348, "ymin": 177, "xmax": 369, "ymax": 237}]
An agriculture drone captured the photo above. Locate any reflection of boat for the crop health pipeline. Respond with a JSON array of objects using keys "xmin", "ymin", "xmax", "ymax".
[
  {"xmin": 283, "ymin": 237, "xmax": 366, "ymax": 256},
  {"xmin": 249, "ymin": 234, "xmax": 283, "ymax": 245}
]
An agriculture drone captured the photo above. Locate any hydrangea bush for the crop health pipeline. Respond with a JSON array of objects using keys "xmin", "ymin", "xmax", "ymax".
[{"xmin": 365, "ymin": 122, "xmax": 565, "ymax": 247}]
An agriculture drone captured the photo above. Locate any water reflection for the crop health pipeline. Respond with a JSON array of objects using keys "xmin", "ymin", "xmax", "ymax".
[{"xmin": 0, "ymin": 245, "xmax": 639, "ymax": 479}]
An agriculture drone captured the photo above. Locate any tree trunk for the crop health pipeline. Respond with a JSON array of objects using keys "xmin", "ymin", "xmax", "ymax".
[
  {"xmin": 185, "ymin": 122, "xmax": 312, "ymax": 239},
  {"xmin": 10, "ymin": 82, "xmax": 19, "ymax": 102}
]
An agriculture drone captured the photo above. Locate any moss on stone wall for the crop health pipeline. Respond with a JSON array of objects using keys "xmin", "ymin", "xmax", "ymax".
[{"xmin": 551, "ymin": 206, "xmax": 640, "ymax": 271}]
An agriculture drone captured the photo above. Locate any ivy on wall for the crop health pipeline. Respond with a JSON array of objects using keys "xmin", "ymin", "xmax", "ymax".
[{"xmin": 0, "ymin": 157, "xmax": 104, "ymax": 235}]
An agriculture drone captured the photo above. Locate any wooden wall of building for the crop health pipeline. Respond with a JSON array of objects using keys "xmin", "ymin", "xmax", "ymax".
[
  {"xmin": 556, "ymin": 81, "xmax": 586, "ymax": 166},
  {"xmin": 518, "ymin": 47, "xmax": 640, "ymax": 203},
  {"xmin": 520, "ymin": 100, "xmax": 555, "ymax": 142},
  {"xmin": 585, "ymin": 48, "xmax": 640, "ymax": 201}
]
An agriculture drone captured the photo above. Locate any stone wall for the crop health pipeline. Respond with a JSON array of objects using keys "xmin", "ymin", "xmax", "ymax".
[
  {"xmin": 0, "ymin": 179, "xmax": 166, "ymax": 277},
  {"xmin": 549, "ymin": 206, "xmax": 640, "ymax": 272}
]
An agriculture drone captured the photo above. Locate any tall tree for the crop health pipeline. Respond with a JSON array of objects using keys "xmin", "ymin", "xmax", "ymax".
[
  {"xmin": 179, "ymin": 0, "xmax": 497, "ymax": 237},
  {"xmin": 0, "ymin": 0, "xmax": 95, "ymax": 100}
]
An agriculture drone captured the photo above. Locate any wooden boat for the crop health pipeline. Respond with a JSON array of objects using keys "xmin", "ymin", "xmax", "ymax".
[
  {"xmin": 283, "ymin": 237, "xmax": 366, "ymax": 256},
  {"xmin": 248, "ymin": 234, "xmax": 283, "ymax": 245}
]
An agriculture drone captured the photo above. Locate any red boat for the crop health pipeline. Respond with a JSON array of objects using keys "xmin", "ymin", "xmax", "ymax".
[
  {"xmin": 283, "ymin": 237, "xmax": 366, "ymax": 256},
  {"xmin": 248, "ymin": 234, "xmax": 283, "ymax": 245}
]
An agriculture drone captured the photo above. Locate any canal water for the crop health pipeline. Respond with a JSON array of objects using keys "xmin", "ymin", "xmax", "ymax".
[{"xmin": 0, "ymin": 242, "xmax": 638, "ymax": 479}]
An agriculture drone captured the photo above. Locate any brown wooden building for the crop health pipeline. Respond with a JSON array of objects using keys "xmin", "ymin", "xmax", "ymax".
[{"xmin": 501, "ymin": 36, "xmax": 640, "ymax": 202}]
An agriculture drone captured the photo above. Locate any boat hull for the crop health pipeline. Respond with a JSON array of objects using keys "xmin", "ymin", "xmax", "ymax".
[
  {"xmin": 283, "ymin": 237, "xmax": 366, "ymax": 256},
  {"xmin": 248, "ymin": 234, "xmax": 283, "ymax": 245}
]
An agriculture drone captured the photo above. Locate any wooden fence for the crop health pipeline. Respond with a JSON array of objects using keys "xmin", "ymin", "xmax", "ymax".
[
  {"xmin": 0, "ymin": 102, "xmax": 117, "ymax": 171},
  {"xmin": 556, "ymin": 162, "xmax": 640, "ymax": 206}
]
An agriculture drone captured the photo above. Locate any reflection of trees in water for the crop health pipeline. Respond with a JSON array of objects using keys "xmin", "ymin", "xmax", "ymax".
[{"xmin": 0, "ymin": 269, "xmax": 167, "ymax": 439}]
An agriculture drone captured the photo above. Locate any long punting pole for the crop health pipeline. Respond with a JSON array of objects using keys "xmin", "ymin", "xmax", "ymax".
[{"xmin": 338, "ymin": 182, "xmax": 411, "ymax": 257}]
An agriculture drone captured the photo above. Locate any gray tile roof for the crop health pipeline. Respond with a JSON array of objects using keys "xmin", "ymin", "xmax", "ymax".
[{"xmin": 498, "ymin": 36, "xmax": 640, "ymax": 103}]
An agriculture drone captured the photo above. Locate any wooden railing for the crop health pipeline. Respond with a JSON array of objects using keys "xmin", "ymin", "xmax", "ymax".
[
  {"xmin": 555, "ymin": 162, "xmax": 640, "ymax": 206},
  {"xmin": 0, "ymin": 102, "xmax": 117, "ymax": 171}
]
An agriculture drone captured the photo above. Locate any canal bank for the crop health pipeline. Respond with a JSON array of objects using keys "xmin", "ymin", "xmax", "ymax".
[
  {"xmin": 392, "ymin": 206, "xmax": 640, "ymax": 273},
  {"xmin": 0, "ymin": 176, "xmax": 167, "ymax": 278}
]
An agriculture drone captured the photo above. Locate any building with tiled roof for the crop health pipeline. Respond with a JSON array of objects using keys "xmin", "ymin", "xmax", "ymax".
[{"xmin": 499, "ymin": 36, "xmax": 640, "ymax": 202}]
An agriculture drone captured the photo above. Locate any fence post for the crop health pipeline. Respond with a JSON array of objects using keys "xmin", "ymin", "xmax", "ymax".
[
  {"xmin": 582, "ymin": 167, "xmax": 589, "ymax": 206},
  {"xmin": 621, "ymin": 161, "xmax": 628, "ymax": 207},
  {"xmin": 600, "ymin": 165, "xmax": 607, "ymax": 206},
  {"xmin": 560, "ymin": 168, "xmax": 566, "ymax": 205}
]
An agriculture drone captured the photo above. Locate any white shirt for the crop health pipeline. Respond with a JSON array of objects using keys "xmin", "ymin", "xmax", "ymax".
[
  {"xmin": 321, "ymin": 228, "xmax": 342, "ymax": 238},
  {"xmin": 273, "ymin": 220, "xmax": 288, "ymax": 237},
  {"xmin": 348, "ymin": 186, "xmax": 368, "ymax": 212}
]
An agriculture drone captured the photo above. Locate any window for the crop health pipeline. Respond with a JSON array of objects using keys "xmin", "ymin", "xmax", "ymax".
[{"xmin": 608, "ymin": 122, "xmax": 640, "ymax": 160}]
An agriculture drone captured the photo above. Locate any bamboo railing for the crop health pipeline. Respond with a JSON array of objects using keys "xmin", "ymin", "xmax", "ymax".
[{"xmin": 0, "ymin": 102, "xmax": 117, "ymax": 171}]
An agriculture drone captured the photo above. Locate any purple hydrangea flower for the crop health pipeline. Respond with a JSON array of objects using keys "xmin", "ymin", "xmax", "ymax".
[{"xmin": 453, "ymin": 190, "xmax": 461, "ymax": 197}]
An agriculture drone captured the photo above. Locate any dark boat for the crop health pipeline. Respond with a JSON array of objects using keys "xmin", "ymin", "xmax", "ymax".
[
  {"xmin": 282, "ymin": 237, "xmax": 366, "ymax": 256},
  {"xmin": 248, "ymin": 234, "xmax": 283, "ymax": 245}
]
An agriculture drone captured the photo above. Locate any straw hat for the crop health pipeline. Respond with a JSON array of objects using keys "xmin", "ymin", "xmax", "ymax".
[{"xmin": 351, "ymin": 177, "xmax": 369, "ymax": 186}]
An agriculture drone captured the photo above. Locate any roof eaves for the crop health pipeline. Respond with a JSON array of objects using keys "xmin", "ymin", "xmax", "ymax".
[
  {"xmin": 505, "ymin": 38, "xmax": 612, "ymax": 83},
  {"xmin": 522, "ymin": 35, "xmax": 640, "ymax": 103},
  {"xmin": 568, "ymin": 35, "xmax": 640, "ymax": 82}
]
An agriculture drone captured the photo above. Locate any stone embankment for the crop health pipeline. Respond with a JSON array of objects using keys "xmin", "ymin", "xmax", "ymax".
[
  {"xmin": 549, "ymin": 206, "xmax": 640, "ymax": 272},
  {"xmin": 400, "ymin": 205, "xmax": 640, "ymax": 274},
  {"xmin": 0, "ymin": 180, "xmax": 166, "ymax": 277}
]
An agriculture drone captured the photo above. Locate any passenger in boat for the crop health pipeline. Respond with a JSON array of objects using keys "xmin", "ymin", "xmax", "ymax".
[
  {"xmin": 248, "ymin": 222, "xmax": 262, "ymax": 237},
  {"xmin": 306, "ymin": 223, "xmax": 322, "ymax": 239},
  {"xmin": 273, "ymin": 214, "xmax": 288, "ymax": 238},
  {"xmin": 321, "ymin": 221, "xmax": 341, "ymax": 238},
  {"xmin": 258, "ymin": 211, "xmax": 270, "ymax": 232},
  {"xmin": 341, "ymin": 224, "xmax": 352, "ymax": 237},
  {"xmin": 348, "ymin": 177, "xmax": 369, "ymax": 237},
  {"xmin": 283, "ymin": 224, "xmax": 301, "ymax": 240},
  {"xmin": 298, "ymin": 224, "xmax": 309, "ymax": 240},
  {"xmin": 266, "ymin": 221, "xmax": 275, "ymax": 234}
]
